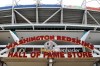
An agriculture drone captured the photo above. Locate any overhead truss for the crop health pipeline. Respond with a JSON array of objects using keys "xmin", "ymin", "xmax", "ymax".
[{"xmin": 0, "ymin": 0, "xmax": 100, "ymax": 30}]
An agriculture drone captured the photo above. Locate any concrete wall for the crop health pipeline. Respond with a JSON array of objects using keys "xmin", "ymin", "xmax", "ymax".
[{"xmin": 2, "ymin": 58, "xmax": 99, "ymax": 66}]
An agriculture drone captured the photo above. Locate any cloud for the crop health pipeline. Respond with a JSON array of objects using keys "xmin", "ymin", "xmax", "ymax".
[{"xmin": 0, "ymin": 0, "xmax": 100, "ymax": 8}]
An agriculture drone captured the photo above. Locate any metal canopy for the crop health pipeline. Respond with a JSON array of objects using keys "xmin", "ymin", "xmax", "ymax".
[{"xmin": 0, "ymin": 0, "xmax": 100, "ymax": 31}]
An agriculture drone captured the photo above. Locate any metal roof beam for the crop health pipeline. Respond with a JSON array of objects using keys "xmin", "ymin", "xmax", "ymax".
[
  {"xmin": 96, "ymin": 0, "xmax": 100, "ymax": 6},
  {"xmin": 87, "ymin": 11, "xmax": 100, "ymax": 25},
  {"xmin": 42, "ymin": 8, "xmax": 61, "ymax": 24},
  {"xmin": 1, "ymin": 24, "xmax": 100, "ymax": 28},
  {"xmin": 14, "ymin": 10, "xmax": 33, "ymax": 25},
  {"xmin": 11, "ymin": 0, "xmax": 15, "ymax": 25},
  {"xmin": 60, "ymin": 0, "xmax": 63, "ymax": 24},
  {"xmin": 36, "ymin": 0, "xmax": 40, "ymax": 24}
]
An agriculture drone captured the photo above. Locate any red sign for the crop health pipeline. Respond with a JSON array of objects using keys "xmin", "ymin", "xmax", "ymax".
[{"xmin": 6, "ymin": 35, "xmax": 94, "ymax": 58}]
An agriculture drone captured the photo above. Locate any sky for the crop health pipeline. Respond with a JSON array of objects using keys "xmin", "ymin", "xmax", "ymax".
[{"xmin": 0, "ymin": 0, "xmax": 100, "ymax": 8}]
